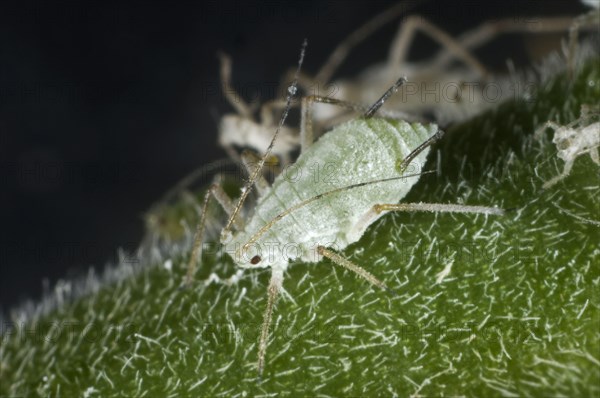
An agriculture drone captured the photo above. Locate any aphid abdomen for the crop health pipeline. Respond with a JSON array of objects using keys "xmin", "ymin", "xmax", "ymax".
[{"xmin": 229, "ymin": 118, "xmax": 439, "ymax": 269}]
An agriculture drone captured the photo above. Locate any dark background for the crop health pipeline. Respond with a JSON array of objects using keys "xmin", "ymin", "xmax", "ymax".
[{"xmin": 0, "ymin": 0, "xmax": 590, "ymax": 315}]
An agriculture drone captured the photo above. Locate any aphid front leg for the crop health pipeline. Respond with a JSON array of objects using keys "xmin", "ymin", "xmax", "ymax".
[
  {"xmin": 257, "ymin": 267, "xmax": 284, "ymax": 379},
  {"xmin": 183, "ymin": 183, "xmax": 243, "ymax": 287},
  {"xmin": 317, "ymin": 246, "xmax": 396, "ymax": 295}
]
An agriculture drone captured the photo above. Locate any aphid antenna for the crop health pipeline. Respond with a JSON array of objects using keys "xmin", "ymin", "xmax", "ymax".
[{"xmin": 221, "ymin": 39, "xmax": 308, "ymax": 243}]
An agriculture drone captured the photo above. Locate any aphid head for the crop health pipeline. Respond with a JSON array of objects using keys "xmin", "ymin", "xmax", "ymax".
[
  {"xmin": 553, "ymin": 127, "xmax": 577, "ymax": 146},
  {"xmin": 223, "ymin": 234, "xmax": 270, "ymax": 269}
]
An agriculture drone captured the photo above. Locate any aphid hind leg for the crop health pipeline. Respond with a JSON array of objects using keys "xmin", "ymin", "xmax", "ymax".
[
  {"xmin": 388, "ymin": 15, "xmax": 489, "ymax": 79},
  {"xmin": 350, "ymin": 203, "xmax": 504, "ymax": 243},
  {"xmin": 317, "ymin": 246, "xmax": 397, "ymax": 296},
  {"xmin": 373, "ymin": 203, "xmax": 505, "ymax": 215},
  {"xmin": 183, "ymin": 184, "xmax": 242, "ymax": 287},
  {"xmin": 257, "ymin": 267, "xmax": 284, "ymax": 378}
]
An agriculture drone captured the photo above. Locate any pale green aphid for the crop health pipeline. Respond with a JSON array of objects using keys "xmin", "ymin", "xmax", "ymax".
[{"xmin": 184, "ymin": 41, "xmax": 504, "ymax": 378}]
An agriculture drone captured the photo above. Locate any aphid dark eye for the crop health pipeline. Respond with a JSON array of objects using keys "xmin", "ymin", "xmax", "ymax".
[{"xmin": 250, "ymin": 255, "xmax": 262, "ymax": 265}]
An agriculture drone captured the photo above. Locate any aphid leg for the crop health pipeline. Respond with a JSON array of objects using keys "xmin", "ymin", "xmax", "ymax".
[
  {"xmin": 317, "ymin": 246, "xmax": 397, "ymax": 296},
  {"xmin": 257, "ymin": 267, "xmax": 284, "ymax": 379},
  {"xmin": 299, "ymin": 77, "xmax": 408, "ymax": 151},
  {"xmin": 373, "ymin": 203, "xmax": 505, "ymax": 215},
  {"xmin": 388, "ymin": 15, "xmax": 489, "ymax": 79},
  {"xmin": 568, "ymin": 9, "xmax": 600, "ymax": 77},
  {"xmin": 534, "ymin": 121, "xmax": 563, "ymax": 139},
  {"xmin": 217, "ymin": 52, "xmax": 257, "ymax": 162},
  {"xmin": 300, "ymin": 95, "xmax": 367, "ymax": 151},
  {"xmin": 183, "ymin": 184, "xmax": 242, "ymax": 287},
  {"xmin": 301, "ymin": 74, "xmax": 438, "ymax": 151},
  {"xmin": 590, "ymin": 146, "xmax": 600, "ymax": 165},
  {"xmin": 222, "ymin": 39, "xmax": 307, "ymax": 245},
  {"xmin": 240, "ymin": 149, "xmax": 271, "ymax": 196},
  {"xmin": 315, "ymin": 1, "xmax": 425, "ymax": 84},
  {"xmin": 581, "ymin": 103, "xmax": 600, "ymax": 119},
  {"xmin": 543, "ymin": 158, "xmax": 575, "ymax": 189},
  {"xmin": 270, "ymin": 1, "xmax": 423, "ymax": 89},
  {"xmin": 218, "ymin": 52, "xmax": 253, "ymax": 118},
  {"xmin": 349, "ymin": 203, "xmax": 504, "ymax": 242},
  {"xmin": 431, "ymin": 17, "xmax": 575, "ymax": 72}
]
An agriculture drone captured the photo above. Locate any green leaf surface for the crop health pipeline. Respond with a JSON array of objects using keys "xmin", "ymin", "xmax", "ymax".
[{"xmin": 1, "ymin": 58, "xmax": 599, "ymax": 397}]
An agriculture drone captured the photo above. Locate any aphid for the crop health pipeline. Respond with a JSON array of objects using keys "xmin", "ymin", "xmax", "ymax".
[
  {"xmin": 536, "ymin": 104, "xmax": 600, "ymax": 188},
  {"xmin": 289, "ymin": 4, "xmax": 581, "ymax": 127},
  {"xmin": 184, "ymin": 40, "xmax": 504, "ymax": 378},
  {"xmin": 217, "ymin": 52, "xmax": 299, "ymax": 164},
  {"xmin": 215, "ymin": 2, "xmax": 588, "ymax": 163}
]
